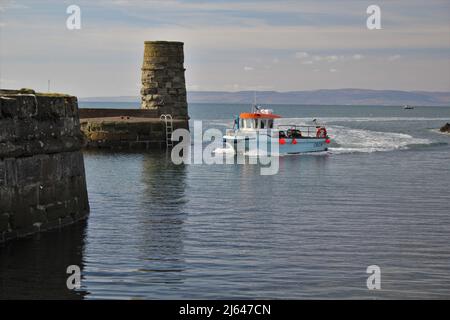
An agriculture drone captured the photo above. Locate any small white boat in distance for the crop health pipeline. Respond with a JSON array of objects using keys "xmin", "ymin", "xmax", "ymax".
[
  {"xmin": 222, "ymin": 106, "xmax": 331, "ymax": 155},
  {"xmin": 404, "ymin": 105, "xmax": 414, "ymax": 110}
]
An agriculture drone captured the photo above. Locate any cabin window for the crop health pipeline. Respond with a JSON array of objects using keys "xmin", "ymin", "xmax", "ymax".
[
  {"xmin": 268, "ymin": 120, "xmax": 274, "ymax": 129},
  {"xmin": 260, "ymin": 120, "xmax": 266, "ymax": 129}
]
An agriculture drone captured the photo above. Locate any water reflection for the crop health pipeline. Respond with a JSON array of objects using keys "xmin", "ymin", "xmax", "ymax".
[
  {"xmin": 0, "ymin": 221, "xmax": 88, "ymax": 300},
  {"xmin": 137, "ymin": 152, "xmax": 188, "ymax": 285},
  {"xmin": 80, "ymin": 150, "xmax": 189, "ymax": 298}
]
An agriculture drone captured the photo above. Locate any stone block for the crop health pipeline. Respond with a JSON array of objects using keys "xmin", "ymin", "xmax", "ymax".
[
  {"xmin": 60, "ymin": 216, "xmax": 74, "ymax": 227},
  {"xmin": 0, "ymin": 213, "xmax": 11, "ymax": 232},
  {"xmin": 36, "ymin": 95, "xmax": 68, "ymax": 119},
  {"xmin": 30, "ymin": 206, "xmax": 47, "ymax": 224},
  {"xmin": 9, "ymin": 206, "xmax": 33, "ymax": 229},
  {"xmin": 0, "ymin": 97, "xmax": 18, "ymax": 118},
  {"xmin": 16, "ymin": 184, "xmax": 39, "ymax": 207},
  {"xmin": 16, "ymin": 157, "xmax": 41, "ymax": 185},
  {"xmin": 130, "ymin": 141, "xmax": 149, "ymax": 149},
  {"xmin": 0, "ymin": 119, "xmax": 17, "ymax": 142},
  {"xmin": 45, "ymin": 202, "xmax": 68, "ymax": 221},
  {"xmin": 0, "ymin": 161, "xmax": 5, "ymax": 187},
  {"xmin": 38, "ymin": 183, "xmax": 55, "ymax": 205},
  {"xmin": 0, "ymin": 187, "xmax": 13, "ymax": 212},
  {"xmin": 4, "ymin": 158, "xmax": 18, "ymax": 187},
  {"xmin": 16, "ymin": 95, "xmax": 38, "ymax": 119}
]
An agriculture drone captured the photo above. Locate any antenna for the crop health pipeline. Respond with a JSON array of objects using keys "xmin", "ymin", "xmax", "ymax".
[{"xmin": 251, "ymin": 91, "xmax": 257, "ymax": 112}]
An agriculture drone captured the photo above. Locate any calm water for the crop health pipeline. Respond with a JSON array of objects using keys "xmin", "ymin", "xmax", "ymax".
[{"xmin": 1, "ymin": 103, "xmax": 450, "ymax": 299}]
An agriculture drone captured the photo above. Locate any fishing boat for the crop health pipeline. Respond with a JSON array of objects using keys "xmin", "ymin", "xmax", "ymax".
[
  {"xmin": 222, "ymin": 106, "xmax": 331, "ymax": 155},
  {"xmin": 404, "ymin": 105, "xmax": 414, "ymax": 110}
]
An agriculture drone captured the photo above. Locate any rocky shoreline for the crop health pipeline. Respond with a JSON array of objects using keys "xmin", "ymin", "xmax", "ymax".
[{"xmin": 440, "ymin": 123, "xmax": 450, "ymax": 133}]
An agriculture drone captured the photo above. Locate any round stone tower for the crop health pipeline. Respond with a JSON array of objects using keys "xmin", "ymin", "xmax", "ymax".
[{"xmin": 141, "ymin": 41, "xmax": 188, "ymax": 118}]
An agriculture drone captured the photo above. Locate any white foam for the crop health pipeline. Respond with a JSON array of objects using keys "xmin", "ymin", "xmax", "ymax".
[
  {"xmin": 276, "ymin": 117, "xmax": 450, "ymax": 124},
  {"xmin": 213, "ymin": 142, "xmax": 236, "ymax": 155},
  {"xmin": 328, "ymin": 126, "xmax": 431, "ymax": 154},
  {"xmin": 431, "ymin": 129, "xmax": 450, "ymax": 136},
  {"xmin": 243, "ymin": 149, "xmax": 280, "ymax": 157}
]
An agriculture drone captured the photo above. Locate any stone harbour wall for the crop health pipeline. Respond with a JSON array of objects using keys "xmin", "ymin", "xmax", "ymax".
[
  {"xmin": 80, "ymin": 114, "xmax": 189, "ymax": 150},
  {"xmin": 79, "ymin": 108, "xmax": 159, "ymax": 119},
  {"xmin": 0, "ymin": 89, "xmax": 89, "ymax": 243},
  {"xmin": 141, "ymin": 41, "xmax": 188, "ymax": 118}
]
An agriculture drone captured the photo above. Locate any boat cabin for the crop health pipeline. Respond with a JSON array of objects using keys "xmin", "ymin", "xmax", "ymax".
[{"xmin": 237, "ymin": 112, "xmax": 281, "ymax": 130}]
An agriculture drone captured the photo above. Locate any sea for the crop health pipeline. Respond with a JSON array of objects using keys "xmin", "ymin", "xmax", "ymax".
[{"xmin": 1, "ymin": 102, "xmax": 449, "ymax": 299}]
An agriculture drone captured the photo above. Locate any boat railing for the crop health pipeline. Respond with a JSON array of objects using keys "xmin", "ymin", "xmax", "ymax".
[
  {"xmin": 226, "ymin": 129, "xmax": 236, "ymax": 136},
  {"xmin": 225, "ymin": 125, "xmax": 325, "ymax": 138},
  {"xmin": 276, "ymin": 125, "xmax": 323, "ymax": 138}
]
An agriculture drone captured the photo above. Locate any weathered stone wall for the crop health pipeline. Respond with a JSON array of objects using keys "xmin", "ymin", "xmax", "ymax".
[
  {"xmin": 79, "ymin": 108, "xmax": 159, "ymax": 119},
  {"xmin": 80, "ymin": 116, "xmax": 189, "ymax": 149},
  {"xmin": 141, "ymin": 41, "xmax": 188, "ymax": 118},
  {"xmin": 0, "ymin": 89, "xmax": 89, "ymax": 243}
]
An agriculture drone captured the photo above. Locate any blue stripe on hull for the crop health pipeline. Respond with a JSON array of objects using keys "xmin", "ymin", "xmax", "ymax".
[
  {"xmin": 227, "ymin": 138, "xmax": 328, "ymax": 154},
  {"xmin": 278, "ymin": 139, "xmax": 328, "ymax": 154}
]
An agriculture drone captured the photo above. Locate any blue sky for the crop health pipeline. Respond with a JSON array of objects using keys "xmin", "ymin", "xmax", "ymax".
[{"xmin": 0, "ymin": 0, "xmax": 449, "ymax": 97}]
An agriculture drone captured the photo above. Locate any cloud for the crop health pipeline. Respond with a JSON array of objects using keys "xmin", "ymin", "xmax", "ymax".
[
  {"xmin": 312, "ymin": 55, "xmax": 339, "ymax": 62},
  {"xmin": 329, "ymin": 68, "xmax": 338, "ymax": 73},
  {"xmin": 295, "ymin": 52, "xmax": 309, "ymax": 59},
  {"xmin": 244, "ymin": 66, "xmax": 254, "ymax": 71},
  {"xmin": 302, "ymin": 60, "xmax": 314, "ymax": 65},
  {"xmin": 325, "ymin": 55, "xmax": 339, "ymax": 62},
  {"xmin": 308, "ymin": 54, "xmax": 363, "ymax": 63},
  {"xmin": 308, "ymin": 55, "xmax": 341, "ymax": 63},
  {"xmin": 388, "ymin": 55, "xmax": 402, "ymax": 61},
  {"xmin": 0, "ymin": 0, "xmax": 29, "ymax": 11}
]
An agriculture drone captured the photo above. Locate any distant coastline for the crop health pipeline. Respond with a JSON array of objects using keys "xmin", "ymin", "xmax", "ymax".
[{"xmin": 79, "ymin": 88, "xmax": 450, "ymax": 107}]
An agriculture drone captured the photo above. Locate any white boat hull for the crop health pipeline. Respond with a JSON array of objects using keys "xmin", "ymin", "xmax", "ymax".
[{"xmin": 223, "ymin": 136, "xmax": 328, "ymax": 155}]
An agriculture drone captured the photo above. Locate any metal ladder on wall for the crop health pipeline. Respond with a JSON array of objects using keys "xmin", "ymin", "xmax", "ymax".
[{"xmin": 160, "ymin": 114, "xmax": 174, "ymax": 148}]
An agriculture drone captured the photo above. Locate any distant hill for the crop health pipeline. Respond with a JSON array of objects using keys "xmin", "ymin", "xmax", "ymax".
[{"xmin": 80, "ymin": 89, "xmax": 450, "ymax": 106}]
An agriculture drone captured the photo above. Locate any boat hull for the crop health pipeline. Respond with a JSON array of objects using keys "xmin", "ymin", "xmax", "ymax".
[
  {"xmin": 223, "ymin": 136, "xmax": 328, "ymax": 154},
  {"xmin": 278, "ymin": 138, "xmax": 328, "ymax": 154}
]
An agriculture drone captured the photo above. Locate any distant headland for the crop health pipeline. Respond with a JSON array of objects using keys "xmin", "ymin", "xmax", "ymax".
[{"xmin": 80, "ymin": 88, "xmax": 450, "ymax": 106}]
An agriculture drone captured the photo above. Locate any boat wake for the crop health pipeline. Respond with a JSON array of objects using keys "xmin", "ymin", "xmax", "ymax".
[
  {"xmin": 213, "ymin": 142, "xmax": 236, "ymax": 155},
  {"xmin": 329, "ymin": 125, "xmax": 431, "ymax": 154},
  {"xmin": 197, "ymin": 119, "xmax": 435, "ymax": 156}
]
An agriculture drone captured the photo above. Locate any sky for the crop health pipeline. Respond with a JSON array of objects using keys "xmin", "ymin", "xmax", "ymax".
[{"xmin": 0, "ymin": 0, "xmax": 449, "ymax": 97}]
